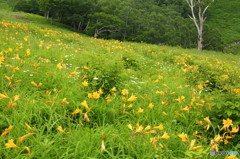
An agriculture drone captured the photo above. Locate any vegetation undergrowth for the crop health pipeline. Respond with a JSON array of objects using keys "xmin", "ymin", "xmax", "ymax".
[{"xmin": 0, "ymin": 11, "xmax": 239, "ymax": 159}]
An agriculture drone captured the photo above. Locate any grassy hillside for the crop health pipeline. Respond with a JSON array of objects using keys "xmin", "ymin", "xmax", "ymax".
[{"xmin": 0, "ymin": 11, "xmax": 239, "ymax": 158}]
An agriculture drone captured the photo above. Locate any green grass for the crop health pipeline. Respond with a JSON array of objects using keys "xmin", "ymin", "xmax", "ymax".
[{"xmin": 0, "ymin": 11, "xmax": 239, "ymax": 159}]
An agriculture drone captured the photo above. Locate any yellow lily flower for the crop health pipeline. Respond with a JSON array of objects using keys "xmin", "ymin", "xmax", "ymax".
[
  {"xmin": 80, "ymin": 100, "xmax": 89, "ymax": 109},
  {"xmin": 18, "ymin": 133, "xmax": 35, "ymax": 142},
  {"xmin": 154, "ymin": 124, "xmax": 164, "ymax": 130},
  {"xmin": 159, "ymin": 132, "xmax": 170, "ymax": 139},
  {"xmin": 178, "ymin": 133, "xmax": 188, "ymax": 142},
  {"xmin": 82, "ymin": 81, "xmax": 88, "ymax": 86},
  {"xmin": 136, "ymin": 108, "xmax": 143, "ymax": 114},
  {"xmin": 5, "ymin": 139, "xmax": 19, "ymax": 148},
  {"xmin": 127, "ymin": 94, "xmax": 137, "ymax": 101},
  {"xmin": 1, "ymin": 125, "xmax": 14, "ymax": 137}
]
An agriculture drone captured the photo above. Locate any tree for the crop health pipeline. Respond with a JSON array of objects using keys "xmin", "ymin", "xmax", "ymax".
[
  {"xmin": 37, "ymin": 0, "xmax": 59, "ymax": 24},
  {"xmin": 185, "ymin": 0, "xmax": 214, "ymax": 50},
  {"xmin": 87, "ymin": 12, "xmax": 123, "ymax": 38}
]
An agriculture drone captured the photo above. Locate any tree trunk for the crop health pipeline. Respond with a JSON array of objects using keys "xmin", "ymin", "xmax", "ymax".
[
  {"xmin": 78, "ymin": 21, "xmax": 81, "ymax": 30},
  {"xmin": 46, "ymin": 11, "xmax": 49, "ymax": 20},
  {"xmin": 198, "ymin": 22, "xmax": 203, "ymax": 50},
  {"xmin": 84, "ymin": 19, "xmax": 90, "ymax": 31},
  {"xmin": 186, "ymin": 0, "xmax": 214, "ymax": 51}
]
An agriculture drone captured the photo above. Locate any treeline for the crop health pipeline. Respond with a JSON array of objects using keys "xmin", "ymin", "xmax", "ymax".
[{"xmin": 10, "ymin": 0, "xmax": 224, "ymax": 51}]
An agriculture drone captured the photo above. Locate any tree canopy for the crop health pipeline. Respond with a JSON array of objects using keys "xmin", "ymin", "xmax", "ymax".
[{"xmin": 8, "ymin": 0, "xmax": 238, "ymax": 52}]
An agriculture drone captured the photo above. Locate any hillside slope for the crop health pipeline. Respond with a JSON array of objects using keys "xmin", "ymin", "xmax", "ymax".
[{"xmin": 0, "ymin": 11, "xmax": 239, "ymax": 158}]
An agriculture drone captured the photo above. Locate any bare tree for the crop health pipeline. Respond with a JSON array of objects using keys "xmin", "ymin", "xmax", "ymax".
[{"xmin": 186, "ymin": 0, "xmax": 214, "ymax": 50}]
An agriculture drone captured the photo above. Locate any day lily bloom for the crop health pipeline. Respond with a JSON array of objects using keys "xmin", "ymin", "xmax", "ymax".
[
  {"xmin": 158, "ymin": 75, "xmax": 163, "ymax": 79},
  {"xmin": 7, "ymin": 102, "xmax": 17, "ymax": 108},
  {"xmin": 82, "ymin": 75, "xmax": 88, "ymax": 79},
  {"xmin": 80, "ymin": 100, "xmax": 89, "ymax": 110},
  {"xmin": 159, "ymin": 132, "xmax": 170, "ymax": 139},
  {"xmin": 144, "ymin": 130, "xmax": 157, "ymax": 134},
  {"xmin": 1, "ymin": 125, "xmax": 14, "ymax": 137},
  {"xmin": 175, "ymin": 96, "xmax": 185, "ymax": 103},
  {"xmin": 204, "ymin": 116, "xmax": 211, "ymax": 125},
  {"xmin": 88, "ymin": 92, "xmax": 100, "ymax": 99},
  {"xmin": 196, "ymin": 121, "xmax": 204, "ymax": 125},
  {"xmin": 148, "ymin": 103, "xmax": 154, "ymax": 108},
  {"xmin": 26, "ymin": 49, "xmax": 31, "ymax": 55},
  {"xmin": 193, "ymin": 131, "xmax": 202, "ymax": 139},
  {"xmin": 225, "ymin": 135, "xmax": 235, "ymax": 139},
  {"xmin": 126, "ymin": 104, "xmax": 133, "ymax": 108},
  {"xmin": 18, "ymin": 133, "xmax": 35, "ymax": 142},
  {"xmin": 175, "ymin": 112, "xmax": 183, "ymax": 117},
  {"xmin": 135, "ymin": 125, "xmax": 144, "ymax": 133},
  {"xmin": 180, "ymin": 106, "xmax": 189, "ymax": 112},
  {"xmin": 196, "ymin": 103, "xmax": 204, "ymax": 106},
  {"xmin": 163, "ymin": 84, "xmax": 168, "ymax": 87},
  {"xmin": 0, "ymin": 56, "xmax": 5, "ymax": 62},
  {"xmin": 97, "ymin": 88, "xmax": 103, "ymax": 95},
  {"xmin": 127, "ymin": 95, "xmax": 137, "ymax": 101},
  {"xmin": 82, "ymin": 81, "xmax": 88, "ymax": 86},
  {"xmin": 230, "ymin": 127, "xmax": 239, "ymax": 133},
  {"xmin": 210, "ymin": 140, "xmax": 219, "ymax": 151},
  {"xmin": 121, "ymin": 89, "xmax": 129, "ymax": 95},
  {"xmin": 127, "ymin": 124, "xmax": 133, "ymax": 130},
  {"xmin": 0, "ymin": 93, "xmax": 8, "ymax": 99},
  {"xmin": 161, "ymin": 101, "xmax": 167, "ymax": 105},
  {"xmin": 83, "ymin": 66, "xmax": 89, "ymax": 69},
  {"xmin": 12, "ymin": 67, "xmax": 20, "ymax": 73},
  {"xmin": 144, "ymin": 125, "xmax": 151, "ymax": 131},
  {"xmin": 213, "ymin": 134, "xmax": 222, "ymax": 142},
  {"xmin": 233, "ymin": 89, "xmax": 240, "ymax": 93},
  {"xmin": 178, "ymin": 133, "xmax": 188, "ymax": 142},
  {"xmin": 5, "ymin": 75, "xmax": 11, "ymax": 81},
  {"xmin": 110, "ymin": 87, "xmax": 117, "ymax": 91},
  {"xmin": 224, "ymin": 139, "xmax": 229, "ymax": 144},
  {"xmin": 106, "ymin": 99, "xmax": 112, "ymax": 103},
  {"xmin": 84, "ymin": 113, "xmax": 90, "ymax": 121},
  {"xmin": 189, "ymin": 139, "xmax": 196, "ymax": 150},
  {"xmin": 70, "ymin": 71, "xmax": 78, "ymax": 75},
  {"xmin": 191, "ymin": 145, "xmax": 203, "ymax": 150},
  {"xmin": 225, "ymin": 155, "xmax": 238, "ymax": 159},
  {"xmin": 93, "ymin": 92, "xmax": 101, "ymax": 98},
  {"xmin": 71, "ymin": 108, "xmax": 82, "ymax": 115},
  {"xmin": 177, "ymin": 86, "xmax": 183, "ymax": 89},
  {"xmin": 13, "ymin": 94, "xmax": 20, "ymax": 101},
  {"xmin": 136, "ymin": 108, "xmax": 143, "ymax": 114},
  {"xmin": 154, "ymin": 124, "xmax": 164, "ymax": 130},
  {"xmin": 31, "ymin": 81, "xmax": 42, "ymax": 87},
  {"xmin": 5, "ymin": 139, "xmax": 19, "ymax": 148},
  {"xmin": 61, "ymin": 98, "xmax": 69, "ymax": 104},
  {"xmin": 156, "ymin": 91, "xmax": 165, "ymax": 95},
  {"xmin": 222, "ymin": 118, "xmax": 233, "ymax": 128},
  {"xmin": 56, "ymin": 126, "xmax": 65, "ymax": 133},
  {"xmin": 57, "ymin": 63, "xmax": 66, "ymax": 69}
]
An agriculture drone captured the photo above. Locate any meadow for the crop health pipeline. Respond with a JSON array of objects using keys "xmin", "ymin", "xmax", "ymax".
[{"xmin": 0, "ymin": 11, "xmax": 240, "ymax": 159}]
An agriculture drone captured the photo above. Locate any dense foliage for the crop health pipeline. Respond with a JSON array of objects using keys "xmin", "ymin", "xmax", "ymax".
[{"xmin": 3, "ymin": 0, "xmax": 235, "ymax": 52}]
